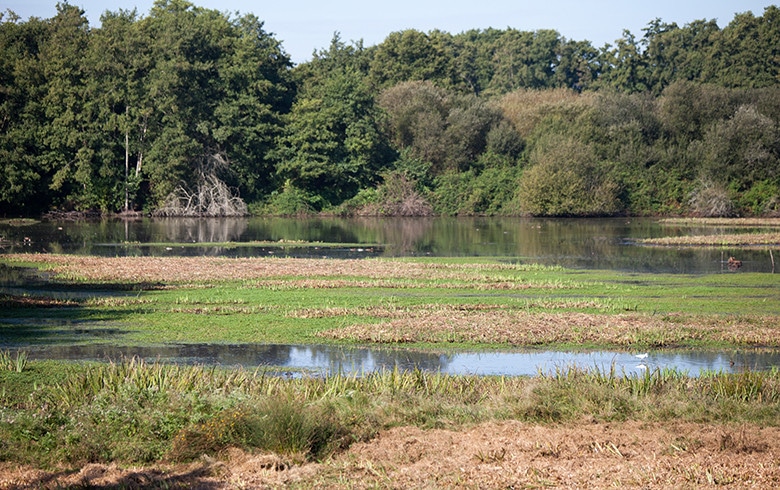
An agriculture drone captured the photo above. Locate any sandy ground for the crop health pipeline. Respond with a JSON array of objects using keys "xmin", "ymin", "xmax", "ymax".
[{"xmin": 2, "ymin": 420, "xmax": 779, "ymax": 489}]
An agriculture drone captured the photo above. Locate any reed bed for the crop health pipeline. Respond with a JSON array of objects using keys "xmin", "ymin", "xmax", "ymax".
[
  {"xmin": 0, "ymin": 350, "xmax": 27, "ymax": 372},
  {"xmin": 659, "ymin": 217, "xmax": 780, "ymax": 228}
]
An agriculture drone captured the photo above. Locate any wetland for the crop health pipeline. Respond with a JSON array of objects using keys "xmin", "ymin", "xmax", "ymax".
[{"xmin": 2, "ymin": 216, "xmax": 780, "ymax": 488}]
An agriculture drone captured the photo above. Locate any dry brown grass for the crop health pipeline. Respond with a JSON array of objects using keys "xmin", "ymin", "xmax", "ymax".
[
  {"xmin": 0, "ymin": 254, "xmax": 565, "ymax": 289},
  {"xmin": 288, "ymin": 301, "xmax": 608, "ymax": 319},
  {"xmin": 0, "ymin": 295, "xmax": 78, "ymax": 308},
  {"xmin": 660, "ymin": 217, "xmax": 780, "ymax": 227},
  {"xmin": 638, "ymin": 232, "xmax": 780, "ymax": 247},
  {"xmin": 317, "ymin": 310, "xmax": 780, "ymax": 347},
  {"xmin": 4, "ymin": 422, "xmax": 778, "ymax": 489}
]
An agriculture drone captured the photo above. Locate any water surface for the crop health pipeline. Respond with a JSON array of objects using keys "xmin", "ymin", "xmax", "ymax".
[
  {"xmin": 12, "ymin": 343, "xmax": 780, "ymax": 377},
  {"xmin": 2, "ymin": 216, "xmax": 777, "ymax": 273}
]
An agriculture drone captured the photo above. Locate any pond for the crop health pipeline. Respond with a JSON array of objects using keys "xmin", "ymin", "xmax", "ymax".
[
  {"xmin": 2, "ymin": 216, "xmax": 778, "ymax": 375},
  {"xmin": 1, "ymin": 216, "xmax": 777, "ymax": 273}
]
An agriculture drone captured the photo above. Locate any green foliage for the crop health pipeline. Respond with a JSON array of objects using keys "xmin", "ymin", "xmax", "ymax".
[
  {"xmin": 432, "ymin": 166, "xmax": 518, "ymax": 216},
  {"xmin": 378, "ymin": 81, "xmax": 503, "ymax": 176},
  {"xmin": 1, "ymin": 5, "xmax": 779, "ymax": 216},
  {"xmin": 369, "ymin": 29, "xmax": 455, "ymax": 89},
  {"xmin": 0, "ymin": 0, "xmax": 291, "ymax": 214},
  {"xmin": 517, "ymin": 135, "xmax": 622, "ymax": 216},
  {"xmin": 277, "ymin": 66, "xmax": 393, "ymax": 204},
  {"xmin": 257, "ymin": 180, "xmax": 322, "ymax": 215},
  {"xmin": 739, "ymin": 180, "xmax": 780, "ymax": 216}
]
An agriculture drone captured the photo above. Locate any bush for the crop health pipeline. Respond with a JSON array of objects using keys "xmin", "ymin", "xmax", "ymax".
[
  {"xmin": 688, "ymin": 180, "xmax": 736, "ymax": 217},
  {"xmin": 516, "ymin": 135, "xmax": 622, "ymax": 216},
  {"xmin": 432, "ymin": 166, "xmax": 518, "ymax": 216},
  {"xmin": 256, "ymin": 181, "xmax": 323, "ymax": 216},
  {"xmin": 374, "ymin": 171, "xmax": 433, "ymax": 216},
  {"xmin": 737, "ymin": 180, "xmax": 780, "ymax": 216}
]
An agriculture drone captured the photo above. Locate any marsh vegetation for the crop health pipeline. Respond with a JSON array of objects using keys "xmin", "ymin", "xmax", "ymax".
[{"xmin": 1, "ymin": 223, "xmax": 779, "ymax": 486}]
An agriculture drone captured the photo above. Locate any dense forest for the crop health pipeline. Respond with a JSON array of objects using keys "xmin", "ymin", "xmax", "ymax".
[{"xmin": 1, "ymin": 0, "xmax": 779, "ymax": 217}]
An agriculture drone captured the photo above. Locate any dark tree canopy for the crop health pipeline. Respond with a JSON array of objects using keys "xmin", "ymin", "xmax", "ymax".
[{"xmin": 1, "ymin": 3, "xmax": 778, "ymax": 217}]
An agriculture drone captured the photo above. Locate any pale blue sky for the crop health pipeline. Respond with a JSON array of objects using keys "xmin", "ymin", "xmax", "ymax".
[{"xmin": 4, "ymin": 0, "xmax": 774, "ymax": 63}]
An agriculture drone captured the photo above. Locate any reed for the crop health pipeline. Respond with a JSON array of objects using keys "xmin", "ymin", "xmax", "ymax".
[
  {"xmin": 0, "ymin": 349, "xmax": 27, "ymax": 372},
  {"xmin": 3, "ymin": 359, "xmax": 780, "ymax": 468}
]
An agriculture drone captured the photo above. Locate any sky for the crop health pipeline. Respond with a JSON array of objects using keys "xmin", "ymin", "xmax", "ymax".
[{"xmin": 4, "ymin": 1, "xmax": 775, "ymax": 63}]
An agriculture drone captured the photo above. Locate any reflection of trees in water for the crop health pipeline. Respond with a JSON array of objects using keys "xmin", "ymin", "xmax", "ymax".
[
  {"xmin": 153, "ymin": 218, "xmax": 248, "ymax": 244},
  {"xmin": 245, "ymin": 217, "xmax": 362, "ymax": 244},
  {"xmin": 368, "ymin": 218, "xmax": 435, "ymax": 256},
  {"xmin": 21, "ymin": 344, "xmax": 780, "ymax": 374},
  {"xmin": 26, "ymin": 343, "xmax": 451, "ymax": 372},
  {"xmin": 320, "ymin": 345, "xmax": 450, "ymax": 373},
  {"xmin": 11, "ymin": 217, "xmax": 778, "ymax": 272}
]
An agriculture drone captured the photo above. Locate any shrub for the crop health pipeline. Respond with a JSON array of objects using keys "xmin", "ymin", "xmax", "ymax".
[
  {"xmin": 373, "ymin": 171, "xmax": 433, "ymax": 216},
  {"xmin": 257, "ymin": 180, "xmax": 322, "ymax": 216},
  {"xmin": 738, "ymin": 180, "xmax": 780, "ymax": 216},
  {"xmin": 516, "ymin": 135, "xmax": 622, "ymax": 216},
  {"xmin": 688, "ymin": 180, "xmax": 736, "ymax": 217}
]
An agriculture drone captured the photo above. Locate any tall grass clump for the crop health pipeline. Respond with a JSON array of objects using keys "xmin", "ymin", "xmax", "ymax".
[
  {"xmin": 700, "ymin": 368, "xmax": 780, "ymax": 403},
  {"xmin": 517, "ymin": 364, "xmax": 696, "ymax": 422},
  {"xmin": 0, "ymin": 349, "xmax": 28, "ymax": 372}
]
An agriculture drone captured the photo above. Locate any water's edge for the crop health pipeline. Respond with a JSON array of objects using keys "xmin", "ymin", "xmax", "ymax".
[{"xmin": 9, "ymin": 343, "xmax": 779, "ymax": 377}]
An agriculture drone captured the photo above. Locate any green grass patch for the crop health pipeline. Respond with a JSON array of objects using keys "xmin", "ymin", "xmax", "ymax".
[
  {"xmin": 1, "ymin": 358, "xmax": 779, "ymax": 469},
  {"xmin": 1, "ymin": 255, "xmax": 779, "ymax": 349}
]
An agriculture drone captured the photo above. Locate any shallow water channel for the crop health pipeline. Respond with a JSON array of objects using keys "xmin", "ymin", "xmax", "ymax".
[{"xmin": 13, "ymin": 343, "xmax": 780, "ymax": 377}]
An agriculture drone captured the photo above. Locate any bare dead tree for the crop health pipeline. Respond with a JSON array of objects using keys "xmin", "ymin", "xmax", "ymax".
[{"xmin": 153, "ymin": 153, "xmax": 248, "ymax": 217}]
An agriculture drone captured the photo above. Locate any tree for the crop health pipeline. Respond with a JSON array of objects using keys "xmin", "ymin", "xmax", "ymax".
[
  {"xmin": 487, "ymin": 29, "xmax": 561, "ymax": 94},
  {"xmin": 378, "ymin": 81, "xmax": 501, "ymax": 175},
  {"xmin": 82, "ymin": 8, "xmax": 147, "ymax": 212},
  {"xmin": 378, "ymin": 81, "xmax": 450, "ymax": 172},
  {"xmin": 277, "ymin": 68, "xmax": 392, "ymax": 206},
  {"xmin": 554, "ymin": 38, "xmax": 600, "ymax": 91},
  {"xmin": 0, "ymin": 14, "xmax": 49, "ymax": 212},
  {"xmin": 135, "ymin": 0, "xmax": 292, "ymax": 211},
  {"xmin": 449, "ymin": 28, "xmax": 503, "ymax": 95},
  {"xmin": 368, "ymin": 29, "xmax": 454, "ymax": 89},
  {"xmin": 596, "ymin": 30, "xmax": 649, "ymax": 93},
  {"xmin": 706, "ymin": 6, "xmax": 780, "ymax": 88},
  {"xmin": 699, "ymin": 104, "xmax": 779, "ymax": 190},
  {"xmin": 517, "ymin": 134, "xmax": 622, "ymax": 216},
  {"xmin": 38, "ymin": 4, "xmax": 93, "ymax": 209},
  {"xmin": 641, "ymin": 18, "xmax": 720, "ymax": 93}
]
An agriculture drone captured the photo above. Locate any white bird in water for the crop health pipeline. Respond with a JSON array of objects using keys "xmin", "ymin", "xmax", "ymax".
[{"xmin": 634, "ymin": 353, "xmax": 648, "ymax": 360}]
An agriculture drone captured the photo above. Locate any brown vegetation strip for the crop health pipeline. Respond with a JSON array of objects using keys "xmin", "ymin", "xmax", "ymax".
[
  {"xmin": 637, "ymin": 232, "xmax": 780, "ymax": 247},
  {"xmin": 0, "ymin": 254, "xmax": 562, "ymax": 288},
  {"xmin": 660, "ymin": 217, "xmax": 780, "ymax": 227},
  {"xmin": 289, "ymin": 301, "xmax": 609, "ymax": 319},
  {"xmin": 3, "ymin": 421, "xmax": 778, "ymax": 488},
  {"xmin": 317, "ymin": 311, "xmax": 780, "ymax": 346},
  {"xmin": 0, "ymin": 294, "xmax": 78, "ymax": 308}
]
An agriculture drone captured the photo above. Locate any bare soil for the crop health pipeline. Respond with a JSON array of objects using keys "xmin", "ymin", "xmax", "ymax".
[{"xmin": 2, "ymin": 421, "xmax": 778, "ymax": 489}]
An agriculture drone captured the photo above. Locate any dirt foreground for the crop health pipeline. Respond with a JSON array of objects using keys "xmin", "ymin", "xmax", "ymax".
[{"xmin": 2, "ymin": 420, "xmax": 778, "ymax": 489}]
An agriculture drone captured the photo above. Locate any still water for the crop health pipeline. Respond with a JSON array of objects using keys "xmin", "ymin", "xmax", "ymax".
[
  {"xmin": 13, "ymin": 343, "xmax": 780, "ymax": 377},
  {"xmin": 1, "ymin": 216, "xmax": 777, "ymax": 273},
  {"xmin": 2, "ymin": 216, "xmax": 779, "ymax": 375}
]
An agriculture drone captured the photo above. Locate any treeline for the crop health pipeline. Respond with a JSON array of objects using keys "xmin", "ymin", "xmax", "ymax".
[{"xmin": 1, "ymin": 1, "xmax": 779, "ymax": 217}]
